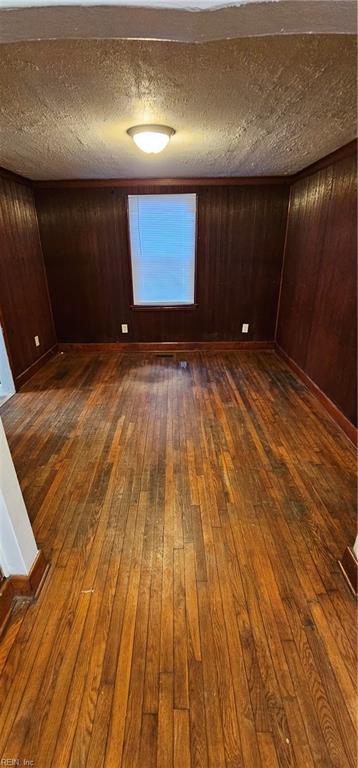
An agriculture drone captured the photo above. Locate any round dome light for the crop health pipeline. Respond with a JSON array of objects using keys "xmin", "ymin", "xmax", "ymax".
[{"xmin": 127, "ymin": 124, "xmax": 175, "ymax": 154}]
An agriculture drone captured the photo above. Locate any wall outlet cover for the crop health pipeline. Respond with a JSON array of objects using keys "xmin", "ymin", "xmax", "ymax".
[
  {"xmin": 34, "ymin": 335, "xmax": 40, "ymax": 347},
  {"xmin": 242, "ymin": 323, "xmax": 249, "ymax": 333},
  {"xmin": 121, "ymin": 324, "xmax": 128, "ymax": 333}
]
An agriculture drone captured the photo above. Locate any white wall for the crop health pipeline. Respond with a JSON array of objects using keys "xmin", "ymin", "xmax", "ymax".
[
  {"xmin": 0, "ymin": 417, "xmax": 38, "ymax": 576},
  {"xmin": 0, "ymin": 325, "xmax": 15, "ymax": 400}
]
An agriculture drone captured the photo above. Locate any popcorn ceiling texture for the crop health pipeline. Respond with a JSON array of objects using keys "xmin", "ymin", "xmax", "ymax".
[{"xmin": 0, "ymin": 35, "xmax": 356, "ymax": 179}]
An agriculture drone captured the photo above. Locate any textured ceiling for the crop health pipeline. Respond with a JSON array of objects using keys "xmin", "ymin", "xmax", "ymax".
[{"xmin": 0, "ymin": 36, "xmax": 356, "ymax": 179}]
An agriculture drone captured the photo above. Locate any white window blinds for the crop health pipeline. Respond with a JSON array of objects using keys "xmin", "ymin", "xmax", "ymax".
[{"xmin": 128, "ymin": 193, "xmax": 196, "ymax": 306}]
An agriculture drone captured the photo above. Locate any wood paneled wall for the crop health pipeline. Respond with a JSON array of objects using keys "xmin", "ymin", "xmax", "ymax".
[
  {"xmin": 277, "ymin": 152, "xmax": 357, "ymax": 426},
  {"xmin": 34, "ymin": 184, "xmax": 289, "ymax": 344},
  {"xmin": 0, "ymin": 175, "xmax": 56, "ymax": 384},
  {"xmin": 2, "ymin": 144, "xmax": 356, "ymax": 428}
]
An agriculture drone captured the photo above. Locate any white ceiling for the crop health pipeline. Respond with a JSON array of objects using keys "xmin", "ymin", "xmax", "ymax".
[{"xmin": 0, "ymin": 35, "xmax": 356, "ymax": 179}]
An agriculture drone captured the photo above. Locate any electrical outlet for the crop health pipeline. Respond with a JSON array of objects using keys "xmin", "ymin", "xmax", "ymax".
[
  {"xmin": 121, "ymin": 324, "xmax": 128, "ymax": 334},
  {"xmin": 34, "ymin": 335, "xmax": 40, "ymax": 347},
  {"xmin": 242, "ymin": 323, "xmax": 249, "ymax": 333}
]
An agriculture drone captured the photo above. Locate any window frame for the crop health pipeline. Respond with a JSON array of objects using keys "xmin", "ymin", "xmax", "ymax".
[{"xmin": 126, "ymin": 192, "xmax": 199, "ymax": 311}]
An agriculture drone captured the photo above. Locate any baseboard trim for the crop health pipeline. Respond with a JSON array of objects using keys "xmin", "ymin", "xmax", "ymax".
[
  {"xmin": 16, "ymin": 344, "xmax": 58, "ymax": 389},
  {"xmin": 11, "ymin": 550, "xmax": 50, "ymax": 598},
  {"xmin": 0, "ymin": 550, "xmax": 49, "ymax": 636},
  {"xmin": 276, "ymin": 345, "xmax": 357, "ymax": 447},
  {"xmin": 338, "ymin": 547, "xmax": 358, "ymax": 598},
  {"xmin": 0, "ymin": 579, "xmax": 16, "ymax": 636},
  {"xmin": 58, "ymin": 340, "xmax": 275, "ymax": 353}
]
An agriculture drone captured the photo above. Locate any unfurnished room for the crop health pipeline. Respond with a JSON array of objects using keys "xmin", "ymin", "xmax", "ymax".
[{"xmin": 0, "ymin": 1, "xmax": 357, "ymax": 766}]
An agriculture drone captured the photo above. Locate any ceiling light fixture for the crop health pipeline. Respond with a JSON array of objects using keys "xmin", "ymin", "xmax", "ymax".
[{"xmin": 127, "ymin": 124, "xmax": 175, "ymax": 154}]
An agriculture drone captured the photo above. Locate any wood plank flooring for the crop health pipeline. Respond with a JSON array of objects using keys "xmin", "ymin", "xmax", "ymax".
[{"xmin": 0, "ymin": 350, "xmax": 356, "ymax": 768}]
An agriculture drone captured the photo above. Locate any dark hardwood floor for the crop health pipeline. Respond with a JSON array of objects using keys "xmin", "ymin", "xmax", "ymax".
[{"xmin": 0, "ymin": 350, "xmax": 356, "ymax": 768}]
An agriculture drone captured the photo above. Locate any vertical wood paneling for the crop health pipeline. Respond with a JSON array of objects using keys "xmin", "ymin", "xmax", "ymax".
[
  {"xmin": 277, "ymin": 154, "xmax": 357, "ymax": 426},
  {"xmin": 0, "ymin": 176, "xmax": 56, "ymax": 381},
  {"xmin": 35, "ymin": 184, "xmax": 289, "ymax": 344}
]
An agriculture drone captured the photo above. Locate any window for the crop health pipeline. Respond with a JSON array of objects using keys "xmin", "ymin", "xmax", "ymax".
[{"xmin": 128, "ymin": 193, "xmax": 197, "ymax": 307}]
